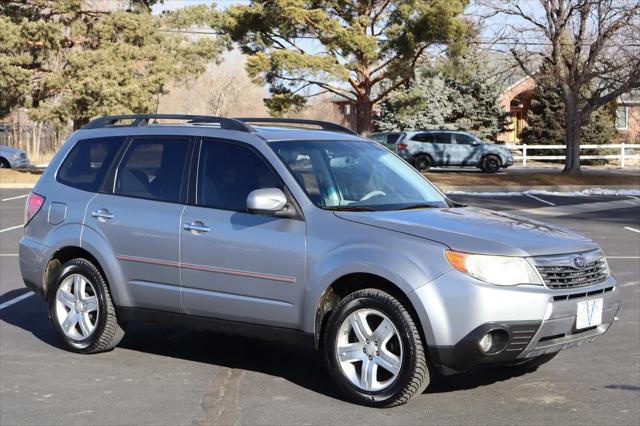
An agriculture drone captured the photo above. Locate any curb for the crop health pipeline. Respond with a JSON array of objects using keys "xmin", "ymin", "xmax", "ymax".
[
  {"xmin": 0, "ymin": 183, "xmax": 36, "ymax": 189},
  {"xmin": 439, "ymin": 184, "xmax": 640, "ymax": 193}
]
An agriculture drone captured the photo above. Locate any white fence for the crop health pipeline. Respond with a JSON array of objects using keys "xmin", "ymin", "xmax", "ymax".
[{"xmin": 506, "ymin": 143, "xmax": 640, "ymax": 167}]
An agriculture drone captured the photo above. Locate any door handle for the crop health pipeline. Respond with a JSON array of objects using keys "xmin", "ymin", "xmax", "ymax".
[
  {"xmin": 183, "ymin": 222, "xmax": 210, "ymax": 234},
  {"xmin": 91, "ymin": 209, "xmax": 114, "ymax": 221}
]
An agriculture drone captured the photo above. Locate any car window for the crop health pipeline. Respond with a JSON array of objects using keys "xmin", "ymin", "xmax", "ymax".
[
  {"xmin": 453, "ymin": 133, "xmax": 476, "ymax": 145},
  {"xmin": 271, "ymin": 140, "xmax": 447, "ymax": 210},
  {"xmin": 197, "ymin": 139, "xmax": 282, "ymax": 212},
  {"xmin": 57, "ymin": 137, "xmax": 124, "ymax": 192},
  {"xmin": 387, "ymin": 133, "xmax": 400, "ymax": 144},
  {"xmin": 114, "ymin": 137, "xmax": 189, "ymax": 203},
  {"xmin": 410, "ymin": 133, "xmax": 433, "ymax": 143},
  {"xmin": 433, "ymin": 133, "xmax": 452, "ymax": 144}
]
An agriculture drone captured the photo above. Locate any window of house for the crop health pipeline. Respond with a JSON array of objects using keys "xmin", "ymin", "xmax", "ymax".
[{"xmin": 616, "ymin": 106, "xmax": 628, "ymax": 129}]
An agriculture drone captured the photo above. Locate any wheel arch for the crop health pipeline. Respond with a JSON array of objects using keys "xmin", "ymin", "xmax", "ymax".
[
  {"xmin": 44, "ymin": 246, "xmax": 107, "ymax": 299},
  {"xmin": 313, "ymin": 273, "xmax": 430, "ymax": 350}
]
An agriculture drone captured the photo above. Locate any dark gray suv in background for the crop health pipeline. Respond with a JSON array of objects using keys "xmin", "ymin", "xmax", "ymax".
[{"xmin": 20, "ymin": 115, "xmax": 619, "ymax": 407}]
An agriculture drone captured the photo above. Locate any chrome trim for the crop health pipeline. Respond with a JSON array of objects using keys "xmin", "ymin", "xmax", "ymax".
[{"xmin": 116, "ymin": 254, "xmax": 296, "ymax": 283}]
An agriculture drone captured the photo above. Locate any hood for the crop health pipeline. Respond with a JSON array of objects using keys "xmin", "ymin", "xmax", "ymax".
[{"xmin": 335, "ymin": 207, "xmax": 598, "ymax": 257}]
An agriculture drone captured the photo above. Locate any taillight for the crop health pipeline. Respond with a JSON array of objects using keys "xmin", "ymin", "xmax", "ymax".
[
  {"xmin": 24, "ymin": 192, "xmax": 45, "ymax": 225},
  {"xmin": 397, "ymin": 143, "xmax": 407, "ymax": 151}
]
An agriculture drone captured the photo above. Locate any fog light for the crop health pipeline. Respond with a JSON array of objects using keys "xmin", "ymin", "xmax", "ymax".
[{"xmin": 479, "ymin": 333, "xmax": 493, "ymax": 353}]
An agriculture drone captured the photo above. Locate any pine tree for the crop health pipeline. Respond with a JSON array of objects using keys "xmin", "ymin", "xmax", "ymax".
[
  {"xmin": 521, "ymin": 73, "xmax": 615, "ymax": 149},
  {"xmin": 376, "ymin": 51, "xmax": 506, "ymax": 139}
]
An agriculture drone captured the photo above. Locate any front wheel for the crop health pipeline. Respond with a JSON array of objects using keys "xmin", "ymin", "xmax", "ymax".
[
  {"xmin": 324, "ymin": 289, "xmax": 429, "ymax": 407},
  {"xmin": 0, "ymin": 158, "xmax": 10, "ymax": 168},
  {"xmin": 48, "ymin": 258, "xmax": 124, "ymax": 353},
  {"xmin": 481, "ymin": 155, "xmax": 501, "ymax": 173}
]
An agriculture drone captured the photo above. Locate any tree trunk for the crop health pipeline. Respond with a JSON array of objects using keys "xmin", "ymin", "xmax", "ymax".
[
  {"xmin": 354, "ymin": 97, "xmax": 373, "ymax": 135},
  {"xmin": 562, "ymin": 88, "xmax": 583, "ymax": 173}
]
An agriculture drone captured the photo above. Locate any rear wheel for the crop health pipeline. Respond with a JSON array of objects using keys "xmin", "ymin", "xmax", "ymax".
[
  {"xmin": 481, "ymin": 155, "xmax": 501, "ymax": 173},
  {"xmin": 411, "ymin": 154, "xmax": 432, "ymax": 171},
  {"xmin": 324, "ymin": 289, "xmax": 429, "ymax": 407},
  {"xmin": 48, "ymin": 258, "xmax": 124, "ymax": 353},
  {"xmin": 0, "ymin": 158, "xmax": 10, "ymax": 168}
]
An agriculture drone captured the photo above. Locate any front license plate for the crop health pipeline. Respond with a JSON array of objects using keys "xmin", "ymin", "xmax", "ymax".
[{"xmin": 576, "ymin": 298, "xmax": 603, "ymax": 329}]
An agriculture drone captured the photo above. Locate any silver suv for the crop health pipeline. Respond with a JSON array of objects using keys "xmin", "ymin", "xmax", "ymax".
[
  {"xmin": 395, "ymin": 130, "xmax": 513, "ymax": 172},
  {"xmin": 20, "ymin": 115, "xmax": 620, "ymax": 407}
]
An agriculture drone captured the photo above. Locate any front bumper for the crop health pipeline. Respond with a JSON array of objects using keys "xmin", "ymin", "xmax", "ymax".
[
  {"xmin": 9, "ymin": 157, "xmax": 30, "ymax": 168},
  {"xmin": 408, "ymin": 269, "xmax": 620, "ymax": 373}
]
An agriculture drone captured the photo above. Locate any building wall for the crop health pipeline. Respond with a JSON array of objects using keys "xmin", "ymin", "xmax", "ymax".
[{"xmin": 615, "ymin": 104, "xmax": 640, "ymax": 143}]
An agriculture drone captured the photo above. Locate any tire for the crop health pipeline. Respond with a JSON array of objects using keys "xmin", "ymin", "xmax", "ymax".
[
  {"xmin": 411, "ymin": 154, "xmax": 432, "ymax": 171},
  {"xmin": 0, "ymin": 157, "xmax": 10, "ymax": 168},
  {"xmin": 48, "ymin": 258, "xmax": 124, "ymax": 353},
  {"xmin": 481, "ymin": 155, "xmax": 501, "ymax": 173},
  {"xmin": 510, "ymin": 352, "xmax": 558, "ymax": 372},
  {"xmin": 323, "ymin": 289, "xmax": 429, "ymax": 407}
]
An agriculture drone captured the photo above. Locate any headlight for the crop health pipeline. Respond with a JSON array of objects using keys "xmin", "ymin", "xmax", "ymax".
[{"xmin": 445, "ymin": 250, "xmax": 542, "ymax": 286}]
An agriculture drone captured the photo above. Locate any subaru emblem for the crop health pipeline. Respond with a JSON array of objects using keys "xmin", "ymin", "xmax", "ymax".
[{"xmin": 573, "ymin": 255, "xmax": 587, "ymax": 269}]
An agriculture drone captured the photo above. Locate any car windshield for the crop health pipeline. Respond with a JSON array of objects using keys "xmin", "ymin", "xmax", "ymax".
[{"xmin": 269, "ymin": 139, "xmax": 449, "ymax": 211}]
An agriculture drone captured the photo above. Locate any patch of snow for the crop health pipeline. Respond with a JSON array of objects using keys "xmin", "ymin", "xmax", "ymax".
[{"xmin": 446, "ymin": 188, "xmax": 640, "ymax": 197}]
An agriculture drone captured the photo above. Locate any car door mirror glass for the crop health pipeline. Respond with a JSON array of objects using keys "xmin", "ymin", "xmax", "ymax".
[{"xmin": 247, "ymin": 188, "xmax": 288, "ymax": 215}]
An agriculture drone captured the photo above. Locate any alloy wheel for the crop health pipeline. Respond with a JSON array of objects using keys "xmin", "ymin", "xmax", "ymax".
[
  {"xmin": 335, "ymin": 308, "xmax": 403, "ymax": 392},
  {"xmin": 54, "ymin": 274, "xmax": 100, "ymax": 341}
]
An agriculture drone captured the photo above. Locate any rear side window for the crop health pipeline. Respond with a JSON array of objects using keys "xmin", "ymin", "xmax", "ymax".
[
  {"xmin": 57, "ymin": 137, "xmax": 123, "ymax": 192},
  {"xmin": 433, "ymin": 133, "xmax": 452, "ymax": 144},
  {"xmin": 411, "ymin": 133, "xmax": 433, "ymax": 143},
  {"xmin": 197, "ymin": 139, "xmax": 282, "ymax": 212},
  {"xmin": 115, "ymin": 137, "xmax": 190, "ymax": 203}
]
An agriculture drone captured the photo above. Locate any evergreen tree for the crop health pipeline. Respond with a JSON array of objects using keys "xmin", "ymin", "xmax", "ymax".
[
  {"xmin": 0, "ymin": 0, "xmax": 223, "ymax": 128},
  {"xmin": 377, "ymin": 51, "xmax": 506, "ymax": 139},
  {"xmin": 521, "ymin": 74, "xmax": 615, "ymax": 148}
]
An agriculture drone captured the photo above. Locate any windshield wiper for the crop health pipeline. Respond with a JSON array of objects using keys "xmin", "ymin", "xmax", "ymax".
[
  {"xmin": 324, "ymin": 205, "xmax": 377, "ymax": 212},
  {"xmin": 396, "ymin": 203, "xmax": 440, "ymax": 210}
]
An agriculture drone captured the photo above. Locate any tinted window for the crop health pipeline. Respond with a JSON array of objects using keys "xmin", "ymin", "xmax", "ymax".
[
  {"xmin": 387, "ymin": 133, "xmax": 400, "ymax": 144},
  {"xmin": 57, "ymin": 137, "xmax": 123, "ymax": 192},
  {"xmin": 411, "ymin": 133, "xmax": 433, "ymax": 143},
  {"xmin": 197, "ymin": 140, "xmax": 282, "ymax": 212},
  {"xmin": 433, "ymin": 133, "xmax": 452, "ymax": 144},
  {"xmin": 115, "ymin": 138, "xmax": 189, "ymax": 203},
  {"xmin": 453, "ymin": 133, "xmax": 476, "ymax": 145}
]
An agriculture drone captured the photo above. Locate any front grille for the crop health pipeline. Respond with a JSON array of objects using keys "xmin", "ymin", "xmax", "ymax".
[{"xmin": 537, "ymin": 259, "xmax": 608, "ymax": 289}]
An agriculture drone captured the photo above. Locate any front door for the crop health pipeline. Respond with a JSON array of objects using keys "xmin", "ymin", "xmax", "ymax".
[
  {"xmin": 180, "ymin": 138, "xmax": 306, "ymax": 328},
  {"xmin": 85, "ymin": 136, "xmax": 191, "ymax": 312},
  {"xmin": 450, "ymin": 133, "xmax": 482, "ymax": 165}
]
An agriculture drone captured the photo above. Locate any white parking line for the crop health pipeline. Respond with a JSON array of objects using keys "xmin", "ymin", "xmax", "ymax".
[
  {"xmin": 623, "ymin": 226, "xmax": 640, "ymax": 234},
  {"xmin": 525, "ymin": 193, "xmax": 556, "ymax": 206},
  {"xmin": 0, "ymin": 224, "xmax": 23, "ymax": 233},
  {"xmin": 0, "ymin": 291, "xmax": 34, "ymax": 310},
  {"xmin": 0, "ymin": 254, "xmax": 18, "ymax": 257},
  {"xmin": 1, "ymin": 194, "xmax": 28, "ymax": 202}
]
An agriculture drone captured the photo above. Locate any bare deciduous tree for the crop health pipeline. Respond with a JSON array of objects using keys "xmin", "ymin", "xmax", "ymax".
[{"xmin": 479, "ymin": 0, "xmax": 640, "ymax": 172}]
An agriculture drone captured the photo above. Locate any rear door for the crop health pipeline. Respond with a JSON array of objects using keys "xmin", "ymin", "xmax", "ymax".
[
  {"xmin": 430, "ymin": 132, "xmax": 453, "ymax": 165},
  {"xmin": 85, "ymin": 136, "xmax": 191, "ymax": 312},
  {"xmin": 180, "ymin": 138, "xmax": 306, "ymax": 328}
]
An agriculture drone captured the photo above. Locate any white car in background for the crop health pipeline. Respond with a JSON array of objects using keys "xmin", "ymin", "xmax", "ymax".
[{"xmin": 0, "ymin": 145, "xmax": 30, "ymax": 169}]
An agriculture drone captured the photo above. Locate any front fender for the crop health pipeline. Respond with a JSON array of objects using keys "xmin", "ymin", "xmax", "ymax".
[{"xmin": 302, "ymin": 239, "xmax": 451, "ymax": 344}]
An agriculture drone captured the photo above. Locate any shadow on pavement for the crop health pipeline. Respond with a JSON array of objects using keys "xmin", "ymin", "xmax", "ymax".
[{"xmin": 1, "ymin": 291, "xmax": 535, "ymax": 401}]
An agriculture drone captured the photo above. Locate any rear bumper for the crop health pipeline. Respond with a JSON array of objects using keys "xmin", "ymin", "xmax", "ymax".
[
  {"xmin": 19, "ymin": 236, "xmax": 51, "ymax": 298},
  {"xmin": 409, "ymin": 269, "xmax": 620, "ymax": 373}
]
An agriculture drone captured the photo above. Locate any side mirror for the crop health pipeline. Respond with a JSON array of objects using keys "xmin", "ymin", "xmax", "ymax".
[{"xmin": 247, "ymin": 188, "xmax": 289, "ymax": 216}]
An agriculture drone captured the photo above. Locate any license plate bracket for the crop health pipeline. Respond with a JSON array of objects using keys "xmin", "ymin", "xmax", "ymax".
[{"xmin": 576, "ymin": 298, "xmax": 603, "ymax": 329}]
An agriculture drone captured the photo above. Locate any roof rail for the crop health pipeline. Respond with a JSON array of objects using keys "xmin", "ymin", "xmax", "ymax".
[
  {"xmin": 81, "ymin": 114, "xmax": 252, "ymax": 132},
  {"xmin": 235, "ymin": 117, "xmax": 358, "ymax": 135}
]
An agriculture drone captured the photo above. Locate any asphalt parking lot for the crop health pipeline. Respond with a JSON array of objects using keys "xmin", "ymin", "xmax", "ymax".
[{"xmin": 1, "ymin": 188, "xmax": 639, "ymax": 425}]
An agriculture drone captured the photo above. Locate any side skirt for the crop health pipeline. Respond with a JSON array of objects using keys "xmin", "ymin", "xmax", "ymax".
[{"xmin": 117, "ymin": 306, "xmax": 316, "ymax": 350}]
